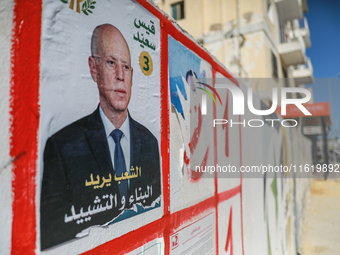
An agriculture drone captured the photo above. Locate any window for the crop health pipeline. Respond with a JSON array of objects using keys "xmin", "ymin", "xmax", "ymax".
[
  {"xmin": 171, "ymin": 1, "xmax": 184, "ymax": 20},
  {"xmin": 271, "ymin": 51, "xmax": 278, "ymax": 79}
]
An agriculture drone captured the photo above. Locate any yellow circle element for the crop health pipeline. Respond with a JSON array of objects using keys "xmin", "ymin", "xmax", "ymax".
[{"xmin": 139, "ymin": 51, "xmax": 153, "ymax": 76}]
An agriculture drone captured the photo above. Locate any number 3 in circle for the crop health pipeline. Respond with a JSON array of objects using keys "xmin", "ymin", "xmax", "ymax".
[{"xmin": 139, "ymin": 51, "xmax": 153, "ymax": 76}]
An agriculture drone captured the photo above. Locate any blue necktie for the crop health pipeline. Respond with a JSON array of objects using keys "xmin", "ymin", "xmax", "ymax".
[{"xmin": 110, "ymin": 129, "xmax": 128, "ymax": 200}]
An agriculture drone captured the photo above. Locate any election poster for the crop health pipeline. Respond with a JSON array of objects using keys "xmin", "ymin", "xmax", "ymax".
[
  {"xmin": 170, "ymin": 213, "xmax": 216, "ymax": 255},
  {"xmin": 168, "ymin": 35, "xmax": 215, "ymax": 213},
  {"xmin": 38, "ymin": 0, "xmax": 162, "ymax": 252}
]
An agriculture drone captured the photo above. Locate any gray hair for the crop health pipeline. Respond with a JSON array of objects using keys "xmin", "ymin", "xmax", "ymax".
[{"xmin": 91, "ymin": 26, "xmax": 100, "ymax": 60}]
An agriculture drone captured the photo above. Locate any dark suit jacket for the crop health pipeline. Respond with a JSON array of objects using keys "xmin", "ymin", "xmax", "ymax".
[{"xmin": 40, "ymin": 107, "xmax": 161, "ymax": 250}]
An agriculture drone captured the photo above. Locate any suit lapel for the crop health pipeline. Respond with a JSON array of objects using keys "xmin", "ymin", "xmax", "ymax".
[
  {"xmin": 129, "ymin": 114, "xmax": 142, "ymax": 191},
  {"xmin": 85, "ymin": 107, "xmax": 114, "ymax": 175},
  {"xmin": 83, "ymin": 109, "xmax": 142, "ymax": 192}
]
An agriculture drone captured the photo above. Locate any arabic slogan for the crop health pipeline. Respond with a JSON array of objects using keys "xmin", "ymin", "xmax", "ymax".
[
  {"xmin": 64, "ymin": 185, "xmax": 154, "ymax": 225},
  {"xmin": 63, "ymin": 167, "xmax": 154, "ymax": 225},
  {"xmin": 85, "ymin": 166, "xmax": 142, "ymax": 188}
]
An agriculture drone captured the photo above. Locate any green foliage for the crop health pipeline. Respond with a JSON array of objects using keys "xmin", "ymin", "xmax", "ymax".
[
  {"xmin": 82, "ymin": 0, "xmax": 96, "ymax": 15},
  {"xmin": 60, "ymin": 0, "xmax": 96, "ymax": 16}
]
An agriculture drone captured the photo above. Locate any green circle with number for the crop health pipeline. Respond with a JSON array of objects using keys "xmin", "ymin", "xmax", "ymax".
[{"xmin": 139, "ymin": 51, "xmax": 153, "ymax": 76}]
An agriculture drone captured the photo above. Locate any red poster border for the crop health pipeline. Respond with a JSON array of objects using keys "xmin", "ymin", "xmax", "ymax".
[
  {"xmin": 10, "ymin": 0, "xmax": 42, "ymax": 254},
  {"xmin": 9, "ymin": 0, "xmax": 244, "ymax": 254}
]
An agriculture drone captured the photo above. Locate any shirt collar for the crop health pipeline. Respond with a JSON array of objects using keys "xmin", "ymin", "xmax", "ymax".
[{"xmin": 99, "ymin": 106, "xmax": 130, "ymax": 142}]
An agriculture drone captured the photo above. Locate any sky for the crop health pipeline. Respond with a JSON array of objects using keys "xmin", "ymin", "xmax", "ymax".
[{"xmin": 304, "ymin": 0, "xmax": 340, "ymax": 136}]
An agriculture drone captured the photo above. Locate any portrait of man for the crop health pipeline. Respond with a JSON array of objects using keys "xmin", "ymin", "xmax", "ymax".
[{"xmin": 40, "ymin": 24, "xmax": 161, "ymax": 250}]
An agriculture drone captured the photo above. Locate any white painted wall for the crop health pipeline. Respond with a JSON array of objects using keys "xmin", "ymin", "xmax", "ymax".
[
  {"xmin": 0, "ymin": 0, "xmax": 14, "ymax": 254},
  {"xmin": 1, "ymin": 1, "xmax": 312, "ymax": 254}
]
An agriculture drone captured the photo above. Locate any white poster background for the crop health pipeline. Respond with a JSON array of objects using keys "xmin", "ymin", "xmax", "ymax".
[
  {"xmin": 170, "ymin": 212, "xmax": 216, "ymax": 255},
  {"xmin": 38, "ymin": 0, "xmax": 161, "ymax": 254},
  {"xmin": 168, "ymin": 38, "xmax": 215, "ymax": 214}
]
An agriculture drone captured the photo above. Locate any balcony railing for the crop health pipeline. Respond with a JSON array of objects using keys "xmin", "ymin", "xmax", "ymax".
[{"xmin": 278, "ymin": 33, "xmax": 306, "ymax": 66}]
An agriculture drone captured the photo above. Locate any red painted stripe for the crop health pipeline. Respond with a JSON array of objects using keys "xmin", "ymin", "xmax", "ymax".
[
  {"xmin": 84, "ymin": 182, "xmax": 239, "ymax": 255},
  {"xmin": 240, "ymin": 180, "xmax": 245, "ymax": 255},
  {"xmin": 213, "ymin": 70, "xmax": 218, "ymax": 178},
  {"xmin": 169, "ymin": 196, "xmax": 215, "ymax": 232},
  {"xmin": 160, "ymin": 18, "xmax": 170, "ymax": 218},
  {"xmin": 213, "ymin": 69, "xmax": 219, "ymax": 255},
  {"xmin": 136, "ymin": 0, "xmax": 165, "ymax": 20},
  {"xmin": 83, "ymin": 196, "xmax": 216, "ymax": 255},
  {"xmin": 160, "ymin": 17, "xmax": 171, "ymax": 255},
  {"xmin": 80, "ymin": 217, "xmax": 166, "ymax": 255},
  {"xmin": 218, "ymin": 185, "xmax": 241, "ymax": 203},
  {"xmin": 225, "ymin": 206, "xmax": 233, "ymax": 254},
  {"xmin": 10, "ymin": 0, "xmax": 42, "ymax": 254},
  {"xmin": 171, "ymin": 212, "xmax": 214, "ymax": 236},
  {"xmin": 81, "ymin": 188, "xmax": 238, "ymax": 254},
  {"xmin": 239, "ymin": 115, "xmax": 245, "ymax": 255},
  {"xmin": 223, "ymin": 91, "xmax": 230, "ymax": 157},
  {"xmin": 186, "ymin": 146, "xmax": 209, "ymax": 181},
  {"xmin": 163, "ymin": 224, "xmax": 171, "ymax": 255}
]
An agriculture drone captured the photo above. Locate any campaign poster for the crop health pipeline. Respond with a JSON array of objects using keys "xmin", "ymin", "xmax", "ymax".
[
  {"xmin": 38, "ymin": 0, "xmax": 162, "ymax": 252},
  {"xmin": 168, "ymin": 35, "xmax": 215, "ymax": 213},
  {"xmin": 170, "ymin": 213, "xmax": 216, "ymax": 255}
]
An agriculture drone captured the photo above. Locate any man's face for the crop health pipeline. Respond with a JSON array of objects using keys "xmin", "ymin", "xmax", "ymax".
[{"xmin": 89, "ymin": 28, "xmax": 133, "ymax": 115}]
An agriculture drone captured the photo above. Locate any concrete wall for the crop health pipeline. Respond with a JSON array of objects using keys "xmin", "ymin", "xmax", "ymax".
[{"xmin": 1, "ymin": 0, "xmax": 311, "ymax": 254}]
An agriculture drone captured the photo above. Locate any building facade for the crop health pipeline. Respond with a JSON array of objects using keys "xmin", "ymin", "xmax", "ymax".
[{"xmin": 155, "ymin": 0, "xmax": 314, "ymax": 104}]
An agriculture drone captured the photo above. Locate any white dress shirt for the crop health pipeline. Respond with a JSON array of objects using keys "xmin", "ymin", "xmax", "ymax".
[{"xmin": 99, "ymin": 107, "xmax": 131, "ymax": 182}]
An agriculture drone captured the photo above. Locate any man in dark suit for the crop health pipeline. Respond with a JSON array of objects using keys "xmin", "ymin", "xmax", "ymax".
[{"xmin": 40, "ymin": 24, "xmax": 161, "ymax": 250}]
